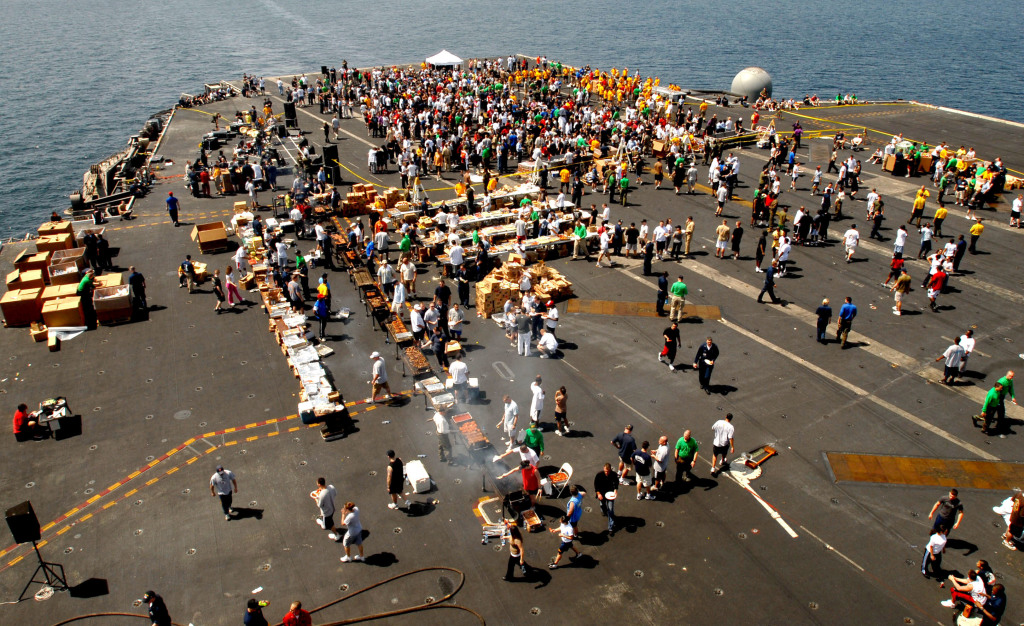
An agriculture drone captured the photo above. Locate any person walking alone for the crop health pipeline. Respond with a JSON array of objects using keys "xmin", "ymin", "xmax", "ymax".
[
  {"xmin": 693, "ymin": 337, "xmax": 719, "ymax": 394},
  {"xmin": 658, "ymin": 322, "xmax": 681, "ymax": 370},
  {"xmin": 709, "ymin": 413, "xmax": 735, "ymax": 476},
  {"xmin": 210, "ymin": 465, "xmax": 238, "ymax": 521}
]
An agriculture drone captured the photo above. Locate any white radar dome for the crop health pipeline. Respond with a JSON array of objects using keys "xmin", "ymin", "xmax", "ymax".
[{"xmin": 731, "ymin": 67, "xmax": 772, "ymax": 101}]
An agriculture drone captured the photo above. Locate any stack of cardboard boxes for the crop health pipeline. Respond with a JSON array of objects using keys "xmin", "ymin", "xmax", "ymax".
[{"xmin": 474, "ymin": 259, "xmax": 573, "ymax": 316}]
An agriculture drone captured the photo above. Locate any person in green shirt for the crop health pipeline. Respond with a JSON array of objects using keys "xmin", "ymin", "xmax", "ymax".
[
  {"xmin": 975, "ymin": 382, "xmax": 1004, "ymax": 434},
  {"xmin": 619, "ymin": 175, "xmax": 630, "ymax": 207},
  {"xmin": 523, "ymin": 421, "xmax": 544, "ymax": 456},
  {"xmin": 673, "ymin": 430, "xmax": 699, "ymax": 483},
  {"xmin": 399, "ymin": 233, "xmax": 412, "ymax": 254},
  {"xmin": 993, "ymin": 371, "xmax": 1018, "ymax": 431},
  {"xmin": 572, "ymin": 221, "xmax": 590, "ymax": 260},
  {"xmin": 669, "ymin": 276, "xmax": 688, "ymax": 322}
]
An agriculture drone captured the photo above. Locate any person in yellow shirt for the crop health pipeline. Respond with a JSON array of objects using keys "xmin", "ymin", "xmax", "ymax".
[
  {"xmin": 932, "ymin": 205, "xmax": 948, "ymax": 237},
  {"xmin": 714, "ymin": 220, "xmax": 731, "ymax": 259},
  {"xmin": 559, "ymin": 168, "xmax": 571, "ymax": 193},
  {"xmin": 909, "ymin": 187, "xmax": 929, "ymax": 227},
  {"xmin": 968, "ymin": 219, "xmax": 984, "ymax": 253}
]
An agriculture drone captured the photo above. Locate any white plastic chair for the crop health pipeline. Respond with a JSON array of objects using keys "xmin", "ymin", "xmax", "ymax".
[{"xmin": 548, "ymin": 462, "xmax": 572, "ymax": 498}]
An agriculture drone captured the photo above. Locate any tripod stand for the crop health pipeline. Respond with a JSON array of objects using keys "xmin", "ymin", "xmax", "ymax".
[{"xmin": 19, "ymin": 541, "xmax": 68, "ymax": 602}]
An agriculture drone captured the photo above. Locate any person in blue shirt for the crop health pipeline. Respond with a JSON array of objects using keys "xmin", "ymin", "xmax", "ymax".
[
  {"xmin": 165, "ymin": 192, "xmax": 180, "ymax": 226},
  {"xmin": 757, "ymin": 261, "xmax": 781, "ymax": 304},
  {"xmin": 837, "ymin": 296, "xmax": 857, "ymax": 347}
]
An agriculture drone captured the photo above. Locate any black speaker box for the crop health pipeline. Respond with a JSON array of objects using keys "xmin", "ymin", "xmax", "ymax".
[
  {"xmin": 6, "ymin": 501, "xmax": 40, "ymax": 544},
  {"xmin": 325, "ymin": 166, "xmax": 342, "ymax": 185},
  {"xmin": 321, "ymin": 144, "xmax": 339, "ymax": 166}
]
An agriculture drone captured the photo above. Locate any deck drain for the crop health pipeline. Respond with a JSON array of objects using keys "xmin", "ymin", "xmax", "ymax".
[
  {"xmin": 905, "ymin": 559, "xmax": 915, "ymax": 566},
  {"xmin": 240, "ymin": 449, "xmax": 247, "ymax": 455},
  {"xmin": 633, "ymin": 570, "xmax": 644, "ymax": 578},
  {"xmin": 393, "ymin": 527, "xmax": 402, "ymax": 534},
  {"xmin": 182, "ymin": 489, "xmax": 191, "ymax": 494},
  {"xmin": 249, "ymin": 501, "xmax": 257, "ymax": 507},
  {"xmin": 543, "ymin": 455, "xmax": 551, "ymax": 460},
  {"xmin": 64, "ymin": 548, "xmax": 73, "ymax": 554},
  {"xmin": 234, "ymin": 330, "xmax": 241, "ymax": 334},
  {"xmin": 133, "ymin": 600, "xmax": 143, "ymax": 608},
  {"xmin": 584, "ymin": 506, "xmax": 593, "ymax": 513},
  {"xmin": 830, "ymin": 498, "xmax": 839, "ymax": 504},
  {"xmin": 188, "ymin": 325, "xmax": 196, "ymax": 329},
  {"xmin": 146, "ymin": 379, "xmax": 153, "ymax": 384},
  {"xmin": 134, "ymin": 529, "xmax": 143, "ymax": 536},
  {"xmin": 260, "ymin": 564, "xmax": 271, "ymax": 572},
  {"xmin": 187, "ymin": 548, "xmax": 196, "ymax": 555},
  {"xmin": 145, "ymin": 456, "xmax": 155, "ymax": 461},
  {"xmin": 530, "ymin": 608, "xmax": 541, "ymax": 616},
  {"xmin": 145, "ymin": 415, "xmax": 153, "ymax": 420},
  {"xmin": 368, "ymin": 471, "xmax": 377, "ymax": 476},
  {"xmin": 424, "ymin": 596, "xmax": 435, "ymax": 603},
  {"xmin": 199, "ymin": 422, "xmax": 207, "ymax": 427},
  {"xmin": 752, "ymin": 529, "xmax": 759, "ymax": 534},
  {"xmin": 93, "ymin": 407, "xmax": 101, "ymax": 412},
  {"xmin": 493, "ymin": 545, "xmax": 503, "ymax": 552},
  {"xmin": 453, "ymin": 478, "xmax": 462, "ymax": 485},
  {"xmin": 737, "ymin": 533, "xmax": 747, "ymax": 539},
  {"xmin": 134, "ymin": 500, "xmax": 143, "ymax": 506},
  {"xmin": 191, "ymin": 353, "xmax": 198, "ymax": 358},
  {"xmin": 904, "ymin": 619, "xmax": 914, "ymax": 625},
  {"xmin": 195, "ymin": 386, "xmax": 203, "ymax": 392},
  {"xmin": 240, "ymin": 361, "xmax": 248, "ymax": 366},
  {"xmin": 299, "ymin": 461, "xmax": 306, "ymax": 466},
  {"xmin": 89, "ymin": 445, "xmax": 98, "ymax": 450},
  {"xmin": 52, "ymin": 363, "xmax": 60, "ymax": 368},
  {"xmin": 97, "ymin": 370, "xmax": 105, "ymax": 375},
  {"xmin": 25, "ymin": 482, "xmax": 35, "ymax": 489},
  {"xmin": 84, "ymin": 488, "xmax": 94, "ymax": 495},
  {"xmin": 294, "ymin": 437, "xmax": 300, "ymax": 442},
  {"xmin": 247, "ymin": 393, "xmax": 256, "ymax": 399},
  {"xmin": 339, "ymin": 584, "xmax": 349, "ymax": 592},
  {"xmin": 8, "ymin": 356, "xmax": 15, "ymax": 361},
  {"xmin": 911, "ymin": 512, "xmax": 919, "ymax": 517},
  {"xmin": 174, "ymin": 410, "xmax": 192, "ymax": 420},
  {"xmin": 713, "ymin": 588, "xmax": 724, "ymax": 596},
  {"xmin": 655, "ymin": 521, "xmax": 664, "ymax": 527},
  {"xmin": 808, "ymin": 602, "xmax": 818, "ymax": 610}
]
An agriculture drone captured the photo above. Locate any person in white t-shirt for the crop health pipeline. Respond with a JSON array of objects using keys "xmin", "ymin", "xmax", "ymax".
[
  {"xmin": 543, "ymin": 301, "xmax": 558, "ymax": 338},
  {"xmin": 529, "ymin": 376, "xmax": 545, "ymax": 422},
  {"xmin": 448, "ymin": 355, "xmax": 469, "ymax": 403},
  {"xmin": 651, "ymin": 435, "xmax": 670, "ymax": 493},
  {"xmin": 710, "ymin": 413, "xmax": 735, "ymax": 476},
  {"xmin": 921, "ymin": 526, "xmax": 947, "ymax": 579},
  {"xmin": 958, "ymin": 329, "xmax": 975, "ymax": 378},
  {"xmin": 843, "ymin": 224, "xmax": 860, "ymax": 263},
  {"xmin": 537, "ymin": 327, "xmax": 558, "ymax": 358}
]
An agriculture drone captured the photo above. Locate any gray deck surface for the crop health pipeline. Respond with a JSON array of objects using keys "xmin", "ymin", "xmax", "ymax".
[{"xmin": 1, "ymin": 75, "xmax": 1023, "ymax": 626}]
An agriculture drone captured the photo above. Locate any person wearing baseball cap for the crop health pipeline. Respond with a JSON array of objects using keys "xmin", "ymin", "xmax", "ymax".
[
  {"xmin": 369, "ymin": 352, "xmax": 392, "ymax": 402},
  {"xmin": 143, "ymin": 590, "xmax": 172, "ymax": 626},
  {"xmin": 543, "ymin": 299, "xmax": 559, "ymax": 339},
  {"xmin": 245, "ymin": 598, "xmax": 269, "ymax": 626},
  {"xmin": 210, "ymin": 465, "xmax": 238, "ymax": 521}
]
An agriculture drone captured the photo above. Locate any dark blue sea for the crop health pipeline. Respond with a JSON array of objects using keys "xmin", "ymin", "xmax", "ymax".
[{"xmin": 1, "ymin": 0, "xmax": 1021, "ymax": 239}]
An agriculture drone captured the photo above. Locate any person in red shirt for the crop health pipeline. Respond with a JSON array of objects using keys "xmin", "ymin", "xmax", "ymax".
[
  {"xmin": 13, "ymin": 403, "xmax": 43, "ymax": 442},
  {"xmin": 927, "ymin": 268, "xmax": 947, "ymax": 311},
  {"xmin": 282, "ymin": 601, "xmax": 312, "ymax": 626}
]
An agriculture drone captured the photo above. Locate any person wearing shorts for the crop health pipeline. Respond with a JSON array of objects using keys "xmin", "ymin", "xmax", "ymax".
[
  {"xmin": 339, "ymin": 502, "xmax": 364, "ymax": 562},
  {"xmin": 714, "ymin": 220, "xmax": 730, "ymax": 259},
  {"xmin": 632, "ymin": 441, "xmax": 654, "ymax": 500},
  {"xmin": 548, "ymin": 516, "xmax": 580, "ymax": 569},
  {"xmin": 553, "ymin": 386, "xmax": 569, "ymax": 435}
]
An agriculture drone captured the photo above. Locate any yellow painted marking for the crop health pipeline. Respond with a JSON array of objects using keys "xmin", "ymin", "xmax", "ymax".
[
  {"xmin": 41, "ymin": 522, "xmax": 56, "ymax": 532},
  {"xmin": 224, "ymin": 440, "xmax": 238, "ymax": 447},
  {"xmin": 79, "ymin": 513, "xmax": 93, "ymax": 522},
  {"xmin": 201, "ymin": 432, "xmax": 216, "ymax": 438},
  {"xmin": 108, "ymin": 483, "xmax": 122, "ymax": 492},
  {"xmin": 148, "ymin": 460, "xmax": 160, "ymax": 467},
  {"xmin": 37, "ymin": 540, "xmax": 48, "ymax": 548},
  {"xmin": 103, "ymin": 502, "xmax": 117, "ymax": 510},
  {"xmin": 124, "ymin": 489, "xmax": 138, "ymax": 498},
  {"xmin": 87, "ymin": 495, "xmax": 102, "ymax": 504},
  {"xmin": 288, "ymin": 426, "xmax": 301, "ymax": 432},
  {"xmin": 186, "ymin": 457, "xmax": 199, "ymax": 465},
  {"xmin": 166, "ymin": 449, "xmax": 179, "ymax": 457},
  {"xmin": 224, "ymin": 427, "xmax": 237, "ymax": 433},
  {"xmin": 265, "ymin": 418, "xmax": 279, "ymax": 424},
  {"xmin": 65, "ymin": 508, "xmax": 80, "ymax": 517},
  {"xmin": 145, "ymin": 478, "xmax": 159, "ymax": 486},
  {"xmin": 245, "ymin": 423, "xmax": 260, "ymax": 429},
  {"xmin": 9, "ymin": 556, "xmax": 24, "ymax": 567},
  {"xmin": 166, "ymin": 467, "xmax": 179, "ymax": 475},
  {"xmin": 247, "ymin": 436, "xmax": 258, "ymax": 442},
  {"xmin": 267, "ymin": 431, "xmax": 279, "ymax": 438},
  {"xmin": 127, "ymin": 471, "xmax": 141, "ymax": 480},
  {"xmin": 183, "ymin": 438, "xmax": 196, "ymax": 446},
  {"xmin": 204, "ymin": 448, "xmax": 216, "ymax": 454}
]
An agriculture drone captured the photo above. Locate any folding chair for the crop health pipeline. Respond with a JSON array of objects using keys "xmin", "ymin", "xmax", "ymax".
[{"xmin": 548, "ymin": 462, "xmax": 572, "ymax": 498}]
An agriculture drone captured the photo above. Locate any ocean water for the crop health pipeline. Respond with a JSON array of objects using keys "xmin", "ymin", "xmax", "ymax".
[{"xmin": 0, "ymin": 0, "xmax": 1020, "ymax": 239}]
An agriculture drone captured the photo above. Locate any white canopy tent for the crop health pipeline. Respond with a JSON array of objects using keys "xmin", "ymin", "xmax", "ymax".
[{"xmin": 425, "ymin": 50, "xmax": 463, "ymax": 67}]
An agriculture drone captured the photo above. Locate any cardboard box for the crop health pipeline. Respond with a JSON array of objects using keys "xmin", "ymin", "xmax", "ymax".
[
  {"xmin": 1, "ymin": 288, "xmax": 43, "ymax": 326},
  {"xmin": 48, "ymin": 263, "xmax": 81, "ymax": 286},
  {"xmin": 16, "ymin": 269, "xmax": 45, "ymax": 290},
  {"xmin": 35, "ymin": 233, "xmax": 74, "ymax": 253},
  {"xmin": 6, "ymin": 270, "xmax": 21, "ymax": 289},
  {"xmin": 93, "ymin": 273, "xmax": 123, "ymax": 288},
  {"xmin": 233, "ymin": 201, "xmax": 249, "ymax": 214},
  {"xmin": 14, "ymin": 250, "xmax": 52, "ymax": 273},
  {"xmin": 30, "ymin": 322, "xmax": 48, "ymax": 342},
  {"xmin": 190, "ymin": 221, "xmax": 228, "ymax": 253},
  {"xmin": 41, "ymin": 283, "xmax": 79, "ymax": 303},
  {"xmin": 37, "ymin": 221, "xmax": 74, "ymax": 236},
  {"xmin": 41, "ymin": 296, "xmax": 83, "ymax": 328},
  {"xmin": 93, "ymin": 285, "xmax": 131, "ymax": 324},
  {"xmin": 51, "ymin": 248, "xmax": 88, "ymax": 271},
  {"xmin": 48, "ymin": 335, "xmax": 60, "ymax": 352}
]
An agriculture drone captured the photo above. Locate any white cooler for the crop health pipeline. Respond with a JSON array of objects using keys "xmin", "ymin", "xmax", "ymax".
[{"xmin": 405, "ymin": 459, "xmax": 432, "ymax": 493}]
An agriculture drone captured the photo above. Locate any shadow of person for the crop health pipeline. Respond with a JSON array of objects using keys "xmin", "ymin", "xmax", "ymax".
[
  {"xmin": 362, "ymin": 551, "xmax": 398, "ymax": 567},
  {"xmin": 230, "ymin": 507, "xmax": 264, "ymax": 521}
]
